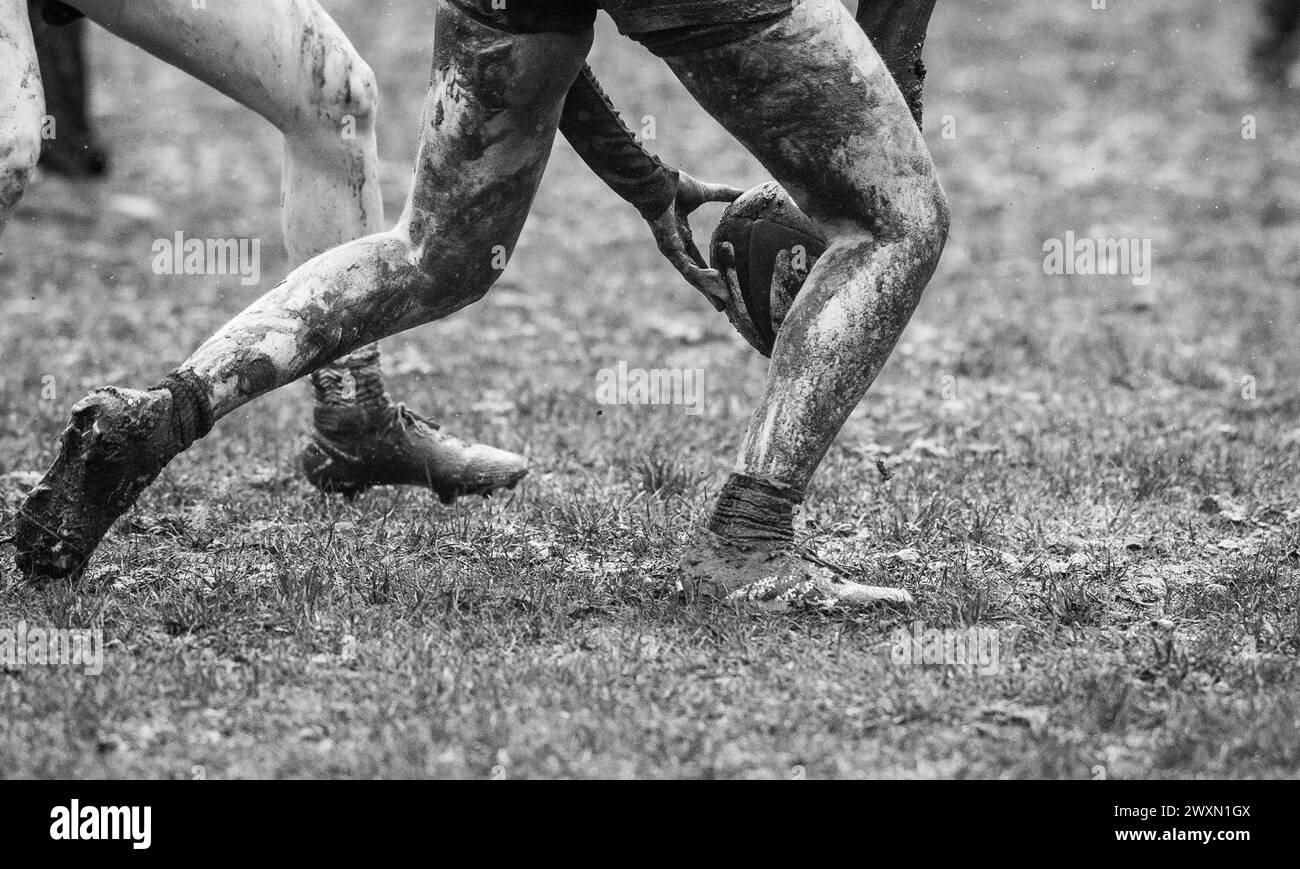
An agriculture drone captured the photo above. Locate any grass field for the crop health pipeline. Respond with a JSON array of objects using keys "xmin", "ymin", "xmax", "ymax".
[{"xmin": 1, "ymin": 0, "xmax": 1298, "ymax": 778}]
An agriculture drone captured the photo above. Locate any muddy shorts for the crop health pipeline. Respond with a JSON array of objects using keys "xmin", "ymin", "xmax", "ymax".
[{"xmin": 447, "ymin": 0, "xmax": 796, "ymax": 56}]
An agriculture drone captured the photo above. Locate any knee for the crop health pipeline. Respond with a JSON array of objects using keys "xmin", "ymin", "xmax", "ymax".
[
  {"xmin": 0, "ymin": 131, "xmax": 42, "ymax": 210},
  {"xmin": 413, "ymin": 234, "xmax": 506, "ymax": 309},
  {"xmin": 912, "ymin": 177, "xmax": 950, "ymax": 265},
  {"xmin": 390, "ymin": 211, "xmax": 508, "ymax": 313},
  {"xmin": 296, "ymin": 39, "xmax": 378, "ymax": 140},
  {"xmin": 884, "ymin": 171, "xmax": 949, "ymax": 264},
  {"xmin": 821, "ymin": 171, "xmax": 950, "ymax": 268}
]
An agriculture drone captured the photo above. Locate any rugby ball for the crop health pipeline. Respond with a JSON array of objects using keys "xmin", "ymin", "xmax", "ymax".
[{"xmin": 709, "ymin": 181, "xmax": 827, "ymax": 356}]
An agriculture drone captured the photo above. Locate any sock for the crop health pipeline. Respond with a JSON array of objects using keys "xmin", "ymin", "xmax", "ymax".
[
  {"xmin": 311, "ymin": 344, "xmax": 391, "ymax": 411},
  {"xmin": 151, "ymin": 368, "xmax": 214, "ymax": 451},
  {"xmin": 707, "ymin": 472, "xmax": 803, "ymax": 545}
]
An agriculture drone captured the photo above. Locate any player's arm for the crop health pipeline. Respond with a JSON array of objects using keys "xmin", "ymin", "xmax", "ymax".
[{"xmin": 559, "ymin": 65, "xmax": 739, "ymax": 310}]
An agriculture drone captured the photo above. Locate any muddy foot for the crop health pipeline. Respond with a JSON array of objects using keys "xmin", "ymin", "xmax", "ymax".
[
  {"xmin": 680, "ymin": 530, "xmax": 913, "ymax": 611},
  {"xmin": 15, "ymin": 387, "xmax": 182, "ymax": 581}
]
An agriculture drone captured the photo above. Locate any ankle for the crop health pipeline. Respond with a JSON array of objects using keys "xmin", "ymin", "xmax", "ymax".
[
  {"xmin": 707, "ymin": 473, "xmax": 802, "ymax": 546},
  {"xmin": 312, "ymin": 346, "xmax": 391, "ymax": 412},
  {"xmin": 150, "ymin": 369, "xmax": 214, "ymax": 450}
]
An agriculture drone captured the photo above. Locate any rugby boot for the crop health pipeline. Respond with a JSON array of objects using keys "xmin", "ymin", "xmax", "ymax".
[
  {"xmin": 679, "ymin": 529, "xmax": 913, "ymax": 611},
  {"xmin": 301, "ymin": 349, "xmax": 527, "ymax": 502},
  {"xmin": 301, "ymin": 401, "xmax": 528, "ymax": 504},
  {"xmin": 15, "ymin": 386, "xmax": 190, "ymax": 581}
]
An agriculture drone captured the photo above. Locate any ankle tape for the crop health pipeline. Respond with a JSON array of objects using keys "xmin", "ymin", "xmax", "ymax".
[
  {"xmin": 708, "ymin": 472, "xmax": 804, "ymax": 544},
  {"xmin": 313, "ymin": 346, "xmax": 388, "ymax": 408},
  {"xmin": 151, "ymin": 369, "xmax": 214, "ymax": 449}
]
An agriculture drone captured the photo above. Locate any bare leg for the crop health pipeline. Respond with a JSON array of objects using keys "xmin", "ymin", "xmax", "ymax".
[
  {"xmin": 65, "ymin": 0, "xmax": 525, "ymax": 497},
  {"xmin": 0, "ymin": 0, "xmax": 42, "ymax": 237},
  {"xmin": 178, "ymin": 4, "xmax": 590, "ymax": 418},
  {"xmin": 30, "ymin": 14, "xmax": 109, "ymax": 176},
  {"xmin": 71, "ymin": 0, "xmax": 383, "ymax": 249},
  {"xmin": 671, "ymin": 0, "xmax": 949, "ymax": 607},
  {"xmin": 16, "ymin": 2, "xmax": 591, "ymax": 579}
]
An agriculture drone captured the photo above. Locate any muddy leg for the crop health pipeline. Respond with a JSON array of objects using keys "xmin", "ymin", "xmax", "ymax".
[
  {"xmin": 15, "ymin": 1, "xmax": 591, "ymax": 580},
  {"xmin": 71, "ymin": 0, "xmax": 387, "ymax": 419},
  {"xmin": 72, "ymin": 0, "xmax": 385, "ymax": 361},
  {"xmin": 70, "ymin": 0, "xmax": 524, "ymax": 496},
  {"xmin": 670, "ymin": 0, "xmax": 948, "ymax": 607},
  {"xmin": 179, "ymin": 4, "xmax": 589, "ymax": 418},
  {"xmin": 72, "ymin": 0, "xmax": 383, "ymax": 247},
  {"xmin": 0, "ymin": 0, "xmax": 42, "ymax": 237}
]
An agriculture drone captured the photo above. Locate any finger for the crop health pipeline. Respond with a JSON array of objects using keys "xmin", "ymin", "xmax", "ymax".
[
  {"xmin": 684, "ymin": 266, "xmax": 730, "ymax": 311},
  {"xmin": 699, "ymin": 182, "xmax": 746, "ymax": 203},
  {"xmin": 769, "ymin": 249, "xmax": 795, "ymax": 330},
  {"xmin": 683, "ymin": 233, "xmax": 709, "ymax": 271},
  {"xmin": 670, "ymin": 248, "xmax": 727, "ymax": 310},
  {"xmin": 679, "ymin": 181, "xmax": 746, "ymax": 215},
  {"xmin": 658, "ymin": 222, "xmax": 706, "ymax": 269},
  {"xmin": 667, "ymin": 209, "xmax": 710, "ymax": 271},
  {"xmin": 715, "ymin": 243, "xmax": 750, "ymax": 322},
  {"xmin": 771, "ymin": 247, "xmax": 797, "ymax": 287},
  {"xmin": 714, "ymin": 240, "xmax": 736, "ymax": 272},
  {"xmin": 676, "ymin": 251, "xmax": 728, "ymax": 312}
]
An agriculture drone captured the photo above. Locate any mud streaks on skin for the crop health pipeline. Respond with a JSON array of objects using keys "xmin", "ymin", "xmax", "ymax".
[
  {"xmin": 408, "ymin": 10, "xmax": 560, "ymax": 294},
  {"xmin": 667, "ymin": 0, "xmax": 948, "ymax": 494},
  {"xmin": 101, "ymin": 4, "xmax": 588, "ymax": 428},
  {"xmin": 672, "ymin": 23, "xmax": 907, "ymax": 240},
  {"xmin": 288, "ymin": 2, "xmax": 374, "ymax": 218}
]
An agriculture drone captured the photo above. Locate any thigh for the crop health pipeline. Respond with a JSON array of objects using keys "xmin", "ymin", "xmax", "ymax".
[
  {"xmin": 447, "ymin": 0, "xmax": 598, "ymax": 33},
  {"xmin": 400, "ymin": 0, "xmax": 592, "ymax": 289},
  {"xmin": 0, "ymin": 0, "xmax": 41, "ymax": 145},
  {"xmin": 65, "ymin": 0, "xmax": 367, "ymax": 132},
  {"xmin": 662, "ymin": 0, "xmax": 935, "ymax": 241}
]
